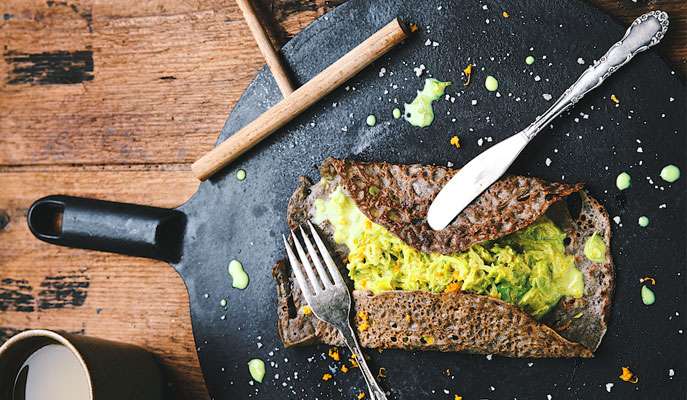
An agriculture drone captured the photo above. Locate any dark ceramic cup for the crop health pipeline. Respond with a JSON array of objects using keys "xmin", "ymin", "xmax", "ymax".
[{"xmin": 0, "ymin": 329, "xmax": 164, "ymax": 400}]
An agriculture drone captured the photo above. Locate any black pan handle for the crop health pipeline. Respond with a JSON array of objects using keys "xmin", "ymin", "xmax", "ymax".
[{"xmin": 27, "ymin": 195, "xmax": 186, "ymax": 263}]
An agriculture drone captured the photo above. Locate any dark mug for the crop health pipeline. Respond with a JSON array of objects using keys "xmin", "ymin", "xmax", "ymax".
[{"xmin": 0, "ymin": 329, "xmax": 164, "ymax": 400}]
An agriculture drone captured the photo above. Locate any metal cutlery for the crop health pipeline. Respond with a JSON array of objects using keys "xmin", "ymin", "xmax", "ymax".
[
  {"xmin": 283, "ymin": 222, "xmax": 388, "ymax": 400},
  {"xmin": 427, "ymin": 10, "xmax": 669, "ymax": 231}
]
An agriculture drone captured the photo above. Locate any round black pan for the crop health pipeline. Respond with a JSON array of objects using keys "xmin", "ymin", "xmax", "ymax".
[{"xmin": 27, "ymin": 0, "xmax": 685, "ymax": 398}]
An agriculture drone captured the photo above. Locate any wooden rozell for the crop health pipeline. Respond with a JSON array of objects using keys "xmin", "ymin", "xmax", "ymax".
[
  {"xmin": 191, "ymin": 18, "xmax": 409, "ymax": 181},
  {"xmin": 235, "ymin": 0, "xmax": 295, "ymax": 96}
]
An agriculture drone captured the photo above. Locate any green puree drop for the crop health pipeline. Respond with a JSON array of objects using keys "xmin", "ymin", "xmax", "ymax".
[
  {"xmin": 366, "ymin": 114, "xmax": 377, "ymax": 127},
  {"xmin": 616, "ymin": 172, "xmax": 631, "ymax": 190},
  {"xmin": 525, "ymin": 55, "xmax": 535, "ymax": 65},
  {"xmin": 660, "ymin": 164, "xmax": 680, "ymax": 183},
  {"xmin": 228, "ymin": 260, "xmax": 249, "ymax": 289},
  {"xmin": 584, "ymin": 232, "xmax": 606, "ymax": 263},
  {"xmin": 314, "ymin": 187, "xmax": 584, "ymax": 319},
  {"xmin": 392, "ymin": 108, "xmax": 402, "ymax": 119},
  {"xmin": 247, "ymin": 359, "xmax": 265, "ymax": 383},
  {"xmin": 641, "ymin": 285, "xmax": 655, "ymax": 305},
  {"xmin": 485, "ymin": 75, "xmax": 498, "ymax": 92},
  {"xmin": 403, "ymin": 78, "xmax": 452, "ymax": 127},
  {"xmin": 638, "ymin": 216, "xmax": 650, "ymax": 227}
]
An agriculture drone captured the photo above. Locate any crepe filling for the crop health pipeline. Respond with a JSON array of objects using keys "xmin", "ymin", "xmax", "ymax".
[{"xmin": 314, "ymin": 186, "xmax": 584, "ymax": 319}]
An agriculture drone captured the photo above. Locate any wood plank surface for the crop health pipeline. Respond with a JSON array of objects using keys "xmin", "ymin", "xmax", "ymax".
[{"xmin": 0, "ymin": 1, "xmax": 684, "ymax": 399}]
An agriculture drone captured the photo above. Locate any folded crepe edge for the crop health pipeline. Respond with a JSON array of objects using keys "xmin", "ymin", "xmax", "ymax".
[{"xmin": 273, "ymin": 159, "xmax": 614, "ymax": 358}]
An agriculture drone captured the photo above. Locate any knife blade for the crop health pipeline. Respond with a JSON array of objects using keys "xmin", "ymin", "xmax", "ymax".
[
  {"xmin": 426, "ymin": 10, "xmax": 668, "ymax": 231},
  {"xmin": 427, "ymin": 132, "xmax": 529, "ymax": 230}
]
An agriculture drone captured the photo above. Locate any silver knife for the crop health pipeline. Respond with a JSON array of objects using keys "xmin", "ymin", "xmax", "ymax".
[{"xmin": 427, "ymin": 10, "xmax": 669, "ymax": 231}]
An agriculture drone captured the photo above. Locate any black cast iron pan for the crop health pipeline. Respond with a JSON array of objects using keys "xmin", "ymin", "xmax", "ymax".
[{"xmin": 27, "ymin": 0, "xmax": 686, "ymax": 398}]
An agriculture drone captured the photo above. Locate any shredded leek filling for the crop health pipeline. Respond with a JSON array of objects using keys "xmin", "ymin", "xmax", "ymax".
[{"xmin": 314, "ymin": 186, "xmax": 584, "ymax": 319}]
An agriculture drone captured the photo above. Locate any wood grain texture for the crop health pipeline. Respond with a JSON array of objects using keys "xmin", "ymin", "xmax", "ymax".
[{"xmin": 0, "ymin": 1, "xmax": 684, "ymax": 399}]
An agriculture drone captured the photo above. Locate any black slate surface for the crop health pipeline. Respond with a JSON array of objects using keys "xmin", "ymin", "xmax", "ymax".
[{"xmin": 181, "ymin": 1, "xmax": 685, "ymax": 398}]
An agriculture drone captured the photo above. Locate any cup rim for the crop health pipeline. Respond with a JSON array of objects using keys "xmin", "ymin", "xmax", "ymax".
[{"xmin": 0, "ymin": 329, "xmax": 94, "ymax": 400}]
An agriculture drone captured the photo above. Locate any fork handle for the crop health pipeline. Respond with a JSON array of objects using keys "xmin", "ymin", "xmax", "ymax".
[{"xmin": 340, "ymin": 325, "xmax": 387, "ymax": 400}]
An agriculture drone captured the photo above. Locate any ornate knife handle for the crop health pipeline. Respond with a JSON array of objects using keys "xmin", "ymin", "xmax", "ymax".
[{"xmin": 523, "ymin": 10, "xmax": 669, "ymax": 139}]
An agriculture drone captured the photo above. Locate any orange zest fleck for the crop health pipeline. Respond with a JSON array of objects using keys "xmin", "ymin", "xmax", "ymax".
[
  {"xmin": 341, "ymin": 364, "xmax": 349, "ymax": 373},
  {"xmin": 301, "ymin": 305, "xmax": 312, "ymax": 315},
  {"xmin": 377, "ymin": 367, "xmax": 387, "ymax": 378},
  {"xmin": 450, "ymin": 135, "xmax": 461, "ymax": 150},
  {"xmin": 620, "ymin": 367, "xmax": 639, "ymax": 383},
  {"xmin": 357, "ymin": 311, "xmax": 370, "ymax": 332},
  {"xmin": 640, "ymin": 276, "xmax": 656, "ymax": 285},
  {"xmin": 421, "ymin": 335, "xmax": 435, "ymax": 345},
  {"xmin": 328, "ymin": 347, "xmax": 340, "ymax": 361},
  {"xmin": 357, "ymin": 392, "xmax": 366, "ymax": 400},
  {"xmin": 463, "ymin": 64, "xmax": 473, "ymax": 86},
  {"xmin": 444, "ymin": 282, "xmax": 461, "ymax": 293},
  {"xmin": 404, "ymin": 314, "xmax": 411, "ymax": 323},
  {"xmin": 322, "ymin": 373, "xmax": 333, "ymax": 381},
  {"xmin": 502, "ymin": 11, "xmax": 509, "ymax": 18},
  {"xmin": 349, "ymin": 355, "xmax": 359, "ymax": 368},
  {"xmin": 611, "ymin": 94, "xmax": 620, "ymax": 104},
  {"xmin": 455, "ymin": 395, "xmax": 463, "ymax": 400},
  {"xmin": 409, "ymin": 23, "xmax": 419, "ymax": 33}
]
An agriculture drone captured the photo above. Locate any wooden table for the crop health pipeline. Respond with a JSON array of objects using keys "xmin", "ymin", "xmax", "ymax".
[{"xmin": 0, "ymin": 1, "xmax": 684, "ymax": 398}]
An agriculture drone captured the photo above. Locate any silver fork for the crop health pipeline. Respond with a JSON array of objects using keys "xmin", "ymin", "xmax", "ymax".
[{"xmin": 283, "ymin": 221, "xmax": 388, "ymax": 400}]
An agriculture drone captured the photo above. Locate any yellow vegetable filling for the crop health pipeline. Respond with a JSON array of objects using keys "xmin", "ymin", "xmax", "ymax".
[{"xmin": 313, "ymin": 186, "xmax": 584, "ymax": 319}]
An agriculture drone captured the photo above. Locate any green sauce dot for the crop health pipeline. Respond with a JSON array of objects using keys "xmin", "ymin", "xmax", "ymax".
[
  {"xmin": 615, "ymin": 172, "xmax": 631, "ymax": 191},
  {"xmin": 236, "ymin": 169, "xmax": 247, "ymax": 181},
  {"xmin": 583, "ymin": 232, "xmax": 606, "ymax": 263},
  {"xmin": 660, "ymin": 164, "xmax": 680, "ymax": 183},
  {"xmin": 247, "ymin": 359, "xmax": 266, "ymax": 383},
  {"xmin": 392, "ymin": 108, "xmax": 401, "ymax": 119},
  {"xmin": 366, "ymin": 114, "xmax": 377, "ymax": 127},
  {"xmin": 638, "ymin": 216, "xmax": 649, "ymax": 227},
  {"xmin": 641, "ymin": 285, "xmax": 655, "ymax": 305},
  {"xmin": 228, "ymin": 260, "xmax": 249, "ymax": 289},
  {"xmin": 525, "ymin": 55, "xmax": 535, "ymax": 65},
  {"xmin": 485, "ymin": 75, "xmax": 498, "ymax": 92},
  {"xmin": 403, "ymin": 78, "xmax": 452, "ymax": 127}
]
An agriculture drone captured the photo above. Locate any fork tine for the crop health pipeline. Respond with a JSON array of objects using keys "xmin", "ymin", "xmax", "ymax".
[
  {"xmin": 283, "ymin": 235, "xmax": 313, "ymax": 300},
  {"xmin": 291, "ymin": 230, "xmax": 324, "ymax": 293},
  {"xmin": 299, "ymin": 226, "xmax": 334, "ymax": 287},
  {"xmin": 307, "ymin": 221, "xmax": 345, "ymax": 286}
]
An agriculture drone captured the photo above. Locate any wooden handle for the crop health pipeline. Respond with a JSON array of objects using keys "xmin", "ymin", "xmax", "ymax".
[
  {"xmin": 192, "ymin": 18, "xmax": 408, "ymax": 181},
  {"xmin": 235, "ymin": 0, "xmax": 295, "ymax": 96}
]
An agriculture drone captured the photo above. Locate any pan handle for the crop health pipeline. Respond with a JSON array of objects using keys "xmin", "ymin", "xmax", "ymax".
[{"xmin": 27, "ymin": 195, "xmax": 186, "ymax": 263}]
